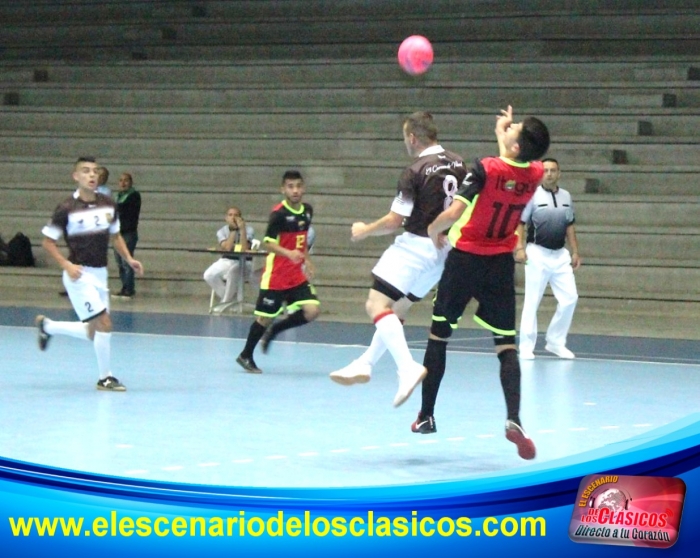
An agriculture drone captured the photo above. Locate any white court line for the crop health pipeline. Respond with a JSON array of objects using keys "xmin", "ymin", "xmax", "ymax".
[
  {"xmin": 583, "ymin": 402, "xmax": 597, "ymax": 406},
  {"xmin": 6, "ymin": 325, "xmax": 699, "ymax": 366},
  {"xmin": 138, "ymin": 422, "xmax": 657, "ymax": 475}
]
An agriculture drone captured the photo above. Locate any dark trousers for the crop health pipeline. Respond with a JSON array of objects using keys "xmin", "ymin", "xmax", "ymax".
[{"xmin": 115, "ymin": 231, "xmax": 138, "ymax": 294}]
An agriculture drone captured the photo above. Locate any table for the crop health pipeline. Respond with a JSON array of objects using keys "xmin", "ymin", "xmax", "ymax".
[{"xmin": 189, "ymin": 248, "xmax": 268, "ymax": 314}]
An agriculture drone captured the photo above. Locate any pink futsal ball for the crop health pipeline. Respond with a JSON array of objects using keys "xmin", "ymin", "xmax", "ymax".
[{"xmin": 398, "ymin": 35, "xmax": 434, "ymax": 75}]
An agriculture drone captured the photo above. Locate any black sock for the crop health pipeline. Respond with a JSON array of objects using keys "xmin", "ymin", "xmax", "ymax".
[
  {"xmin": 420, "ymin": 338, "xmax": 447, "ymax": 417},
  {"xmin": 498, "ymin": 348, "xmax": 521, "ymax": 425},
  {"xmin": 240, "ymin": 321, "xmax": 266, "ymax": 358},
  {"xmin": 267, "ymin": 310, "xmax": 308, "ymax": 340}
]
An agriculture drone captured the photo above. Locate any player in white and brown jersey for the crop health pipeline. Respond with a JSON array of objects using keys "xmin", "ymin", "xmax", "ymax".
[
  {"xmin": 34, "ymin": 156, "xmax": 144, "ymax": 391},
  {"xmin": 328, "ymin": 112, "xmax": 467, "ymax": 408}
]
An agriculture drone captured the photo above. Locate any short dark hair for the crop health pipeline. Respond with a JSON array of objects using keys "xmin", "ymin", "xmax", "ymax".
[
  {"xmin": 517, "ymin": 117, "xmax": 550, "ymax": 162},
  {"xmin": 282, "ymin": 170, "xmax": 304, "ymax": 183},
  {"xmin": 74, "ymin": 156, "xmax": 96, "ymax": 169},
  {"xmin": 97, "ymin": 166, "xmax": 109, "ymax": 183},
  {"xmin": 541, "ymin": 157, "xmax": 559, "ymax": 167},
  {"xmin": 404, "ymin": 111, "xmax": 438, "ymax": 144}
]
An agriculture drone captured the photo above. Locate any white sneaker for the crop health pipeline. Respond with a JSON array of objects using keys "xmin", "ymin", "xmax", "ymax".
[
  {"xmin": 545, "ymin": 343, "xmax": 575, "ymax": 359},
  {"xmin": 519, "ymin": 348, "xmax": 535, "ymax": 360},
  {"xmin": 393, "ymin": 362, "xmax": 427, "ymax": 408},
  {"xmin": 329, "ymin": 360, "xmax": 372, "ymax": 386}
]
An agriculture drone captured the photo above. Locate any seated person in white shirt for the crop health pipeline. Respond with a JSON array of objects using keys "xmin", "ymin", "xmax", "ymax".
[{"xmin": 203, "ymin": 206, "xmax": 256, "ymax": 311}]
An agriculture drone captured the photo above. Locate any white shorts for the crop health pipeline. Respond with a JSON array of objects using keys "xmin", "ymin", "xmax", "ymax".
[
  {"xmin": 371, "ymin": 232, "xmax": 450, "ymax": 299},
  {"xmin": 63, "ymin": 266, "xmax": 110, "ymax": 322}
]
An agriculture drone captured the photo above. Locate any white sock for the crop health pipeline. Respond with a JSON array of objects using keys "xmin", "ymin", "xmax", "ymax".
[
  {"xmin": 373, "ymin": 312, "xmax": 415, "ymax": 371},
  {"xmin": 93, "ymin": 331, "xmax": 112, "ymax": 380},
  {"xmin": 43, "ymin": 318, "xmax": 89, "ymax": 340},
  {"xmin": 358, "ymin": 331, "xmax": 387, "ymax": 367}
]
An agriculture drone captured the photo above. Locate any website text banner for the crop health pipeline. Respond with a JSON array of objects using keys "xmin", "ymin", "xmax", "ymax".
[{"xmin": 2, "ymin": 414, "xmax": 700, "ymax": 557}]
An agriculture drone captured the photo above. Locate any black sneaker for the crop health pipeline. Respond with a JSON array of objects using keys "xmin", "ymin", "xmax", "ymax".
[
  {"xmin": 411, "ymin": 412, "xmax": 437, "ymax": 434},
  {"xmin": 260, "ymin": 326, "xmax": 275, "ymax": 354},
  {"xmin": 35, "ymin": 315, "xmax": 51, "ymax": 351},
  {"xmin": 236, "ymin": 354, "xmax": 262, "ymax": 374},
  {"xmin": 96, "ymin": 376, "xmax": 127, "ymax": 391}
]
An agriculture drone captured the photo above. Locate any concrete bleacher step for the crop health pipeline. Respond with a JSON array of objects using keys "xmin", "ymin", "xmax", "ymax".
[
  {"xmin": 3, "ymin": 159, "xmax": 700, "ymax": 196},
  {"xmin": 3, "ymin": 254, "xmax": 699, "ymax": 304},
  {"xmin": 4, "ymin": 83, "xmax": 699, "ymax": 110},
  {"xmin": 4, "ymin": 188, "xmax": 700, "ymax": 228},
  {"xmin": 2, "ymin": 0, "xmax": 697, "ymax": 23},
  {"xmin": 2, "ymin": 10, "xmax": 700, "ymax": 58},
  {"xmin": 0, "ymin": 107, "xmax": 670, "ymax": 139},
  {"xmin": 3, "ymin": 60, "xmax": 698, "ymax": 86},
  {"xmin": 3, "ymin": 134, "xmax": 695, "ymax": 167}
]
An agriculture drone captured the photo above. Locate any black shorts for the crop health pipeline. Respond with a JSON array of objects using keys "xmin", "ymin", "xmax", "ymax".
[
  {"xmin": 432, "ymin": 250, "xmax": 516, "ymax": 335},
  {"xmin": 254, "ymin": 282, "xmax": 320, "ymax": 318}
]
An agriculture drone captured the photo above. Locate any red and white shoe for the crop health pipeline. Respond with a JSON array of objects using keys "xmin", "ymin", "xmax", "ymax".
[{"xmin": 505, "ymin": 420, "xmax": 536, "ymax": 460}]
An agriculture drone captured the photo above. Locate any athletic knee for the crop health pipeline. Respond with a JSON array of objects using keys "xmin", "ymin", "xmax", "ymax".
[
  {"xmin": 303, "ymin": 305, "xmax": 320, "ymax": 322},
  {"xmin": 365, "ymin": 297, "xmax": 391, "ymax": 320},
  {"xmin": 430, "ymin": 319, "xmax": 452, "ymax": 340}
]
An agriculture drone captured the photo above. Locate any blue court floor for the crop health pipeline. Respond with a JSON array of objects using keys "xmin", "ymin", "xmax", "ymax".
[{"xmin": 1, "ymin": 306, "xmax": 699, "ymax": 488}]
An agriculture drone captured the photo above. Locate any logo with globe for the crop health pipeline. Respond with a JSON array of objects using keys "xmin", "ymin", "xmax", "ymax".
[{"xmin": 591, "ymin": 488, "xmax": 631, "ymax": 512}]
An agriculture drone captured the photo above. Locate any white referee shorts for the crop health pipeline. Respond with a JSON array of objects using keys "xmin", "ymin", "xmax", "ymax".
[
  {"xmin": 371, "ymin": 232, "xmax": 450, "ymax": 299},
  {"xmin": 63, "ymin": 266, "xmax": 110, "ymax": 322}
]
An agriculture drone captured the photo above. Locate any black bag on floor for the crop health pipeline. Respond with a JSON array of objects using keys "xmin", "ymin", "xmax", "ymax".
[
  {"xmin": 7, "ymin": 232, "xmax": 35, "ymax": 266},
  {"xmin": 0, "ymin": 235, "xmax": 9, "ymax": 265}
]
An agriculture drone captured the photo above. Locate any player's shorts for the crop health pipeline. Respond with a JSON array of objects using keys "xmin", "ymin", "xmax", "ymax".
[
  {"xmin": 63, "ymin": 266, "xmax": 110, "ymax": 322},
  {"xmin": 254, "ymin": 281, "xmax": 320, "ymax": 318},
  {"xmin": 371, "ymin": 232, "xmax": 450, "ymax": 299},
  {"xmin": 432, "ymin": 250, "xmax": 516, "ymax": 336}
]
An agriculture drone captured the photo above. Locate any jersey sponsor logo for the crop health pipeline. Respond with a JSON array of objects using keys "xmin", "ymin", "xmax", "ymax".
[
  {"xmin": 285, "ymin": 216, "xmax": 296, "ymax": 222},
  {"xmin": 495, "ymin": 176, "xmax": 536, "ymax": 196},
  {"xmin": 425, "ymin": 160, "xmax": 464, "ymax": 175}
]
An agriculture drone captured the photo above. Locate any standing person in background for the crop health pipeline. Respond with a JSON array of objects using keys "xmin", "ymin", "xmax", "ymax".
[
  {"xmin": 96, "ymin": 166, "xmax": 111, "ymax": 197},
  {"xmin": 112, "ymin": 172, "xmax": 142, "ymax": 299},
  {"xmin": 36, "ymin": 156, "xmax": 143, "ymax": 391},
  {"xmin": 328, "ymin": 111, "xmax": 467, "ymax": 409},
  {"xmin": 516, "ymin": 158, "xmax": 580, "ymax": 360},
  {"xmin": 417, "ymin": 106, "xmax": 549, "ymax": 460},
  {"xmin": 203, "ymin": 206, "xmax": 255, "ymax": 313},
  {"xmin": 236, "ymin": 170, "xmax": 319, "ymax": 374}
]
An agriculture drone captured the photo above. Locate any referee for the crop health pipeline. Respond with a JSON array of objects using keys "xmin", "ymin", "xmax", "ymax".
[{"xmin": 515, "ymin": 158, "xmax": 580, "ymax": 360}]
